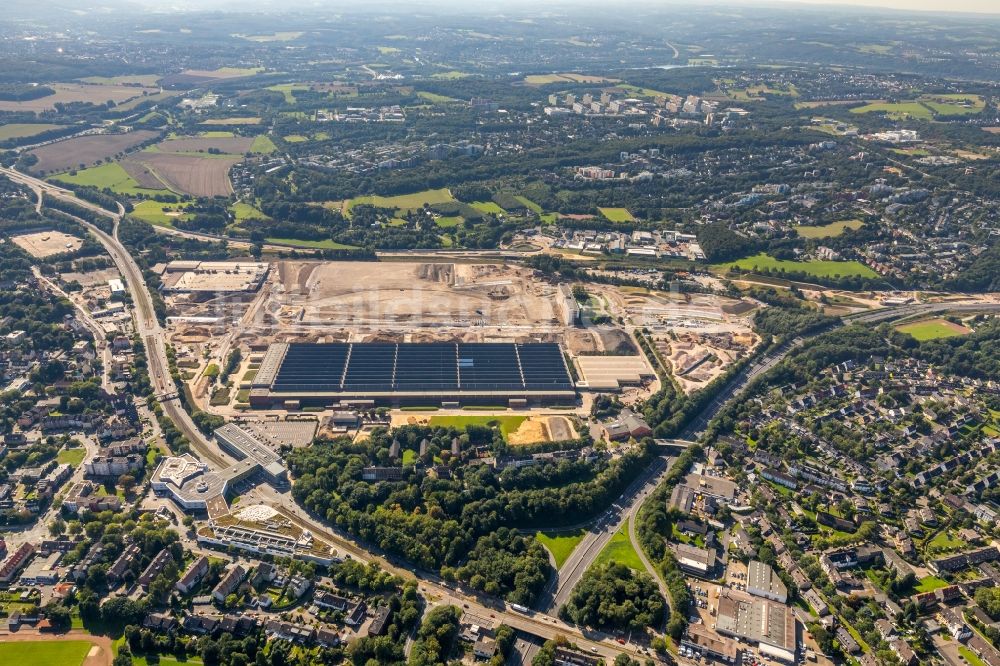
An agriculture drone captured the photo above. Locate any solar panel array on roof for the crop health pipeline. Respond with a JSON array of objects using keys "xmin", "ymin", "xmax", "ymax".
[
  {"xmin": 518, "ymin": 343, "xmax": 575, "ymax": 390},
  {"xmin": 272, "ymin": 343, "xmax": 349, "ymax": 392},
  {"xmin": 269, "ymin": 342, "xmax": 571, "ymax": 393}
]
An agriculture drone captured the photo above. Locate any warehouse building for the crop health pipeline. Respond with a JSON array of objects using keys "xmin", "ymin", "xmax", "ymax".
[{"xmin": 249, "ymin": 342, "xmax": 576, "ymax": 408}]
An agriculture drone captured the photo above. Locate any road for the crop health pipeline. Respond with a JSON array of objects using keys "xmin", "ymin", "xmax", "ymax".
[
  {"xmin": 539, "ymin": 455, "xmax": 674, "ymax": 612},
  {"xmin": 1, "ymin": 166, "xmax": 223, "ymax": 467},
  {"xmin": 32, "ymin": 267, "xmax": 116, "ymax": 395},
  {"xmin": 11, "ymin": 163, "xmax": 1000, "ymax": 663}
]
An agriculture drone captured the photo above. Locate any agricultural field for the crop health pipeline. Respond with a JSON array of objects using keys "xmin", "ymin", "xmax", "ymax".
[
  {"xmin": 794, "ymin": 219, "xmax": 864, "ymax": 238},
  {"xmin": 918, "ymin": 93, "xmax": 986, "ymax": 116},
  {"xmin": 0, "ymin": 639, "xmax": 94, "ymax": 666},
  {"xmin": 598, "ymin": 207, "xmax": 635, "ymax": 222},
  {"xmin": 79, "ymin": 74, "xmax": 161, "ymax": 86},
  {"xmin": 28, "ymin": 130, "xmax": 159, "ymax": 173},
  {"xmin": 469, "ymin": 201, "xmax": 505, "ymax": 214},
  {"xmin": 53, "ymin": 162, "xmax": 164, "ymax": 195},
  {"xmin": 430, "ymin": 70, "xmax": 469, "ymax": 80},
  {"xmin": 200, "ymin": 117, "xmax": 263, "ymax": 125},
  {"xmin": 895, "ymin": 318, "xmax": 972, "ymax": 341},
  {"xmin": 282, "ymin": 135, "xmax": 309, "ymax": 143},
  {"xmin": 850, "ymin": 101, "xmax": 933, "ymax": 120},
  {"xmin": 536, "ymin": 529, "xmax": 586, "ymax": 568},
  {"xmin": 715, "ymin": 252, "xmax": 879, "ymax": 278},
  {"xmin": 234, "ymin": 32, "xmax": 304, "ymax": 42},
  {"xmin": 0, "ymin": 123, "xmax": 67, "ymax": 141},
  {"xmin": 152, "ymin": 135, "xmax": 255, "ymax": 154},
  {"xmin": 131, "ymin": 153, "xmax": 240, "ymax": 197},
  {"xmin": 348, "ymin": 188, "xmax": 456, "ymax": 214},
  {"xmin": 180, "ymin": 67, "xmax": 263, "ymax": 79},
  {"xmin": 250, "ymin": 135, "xmax": 278, "ymax": 153},
  {"xmin": 0, "ymin": 82, "xmax": 159, "ymax": 112},
  {"xmin": 268, "ymin": 83, "xmax": 311, "ymax": 104},
  {"xmin": 523, "ymin": 73, "xmax": 619, "ymax": 85},
  {"xmin": 416, "ymin": 91, "xmax": 458, "ymax": 104}
]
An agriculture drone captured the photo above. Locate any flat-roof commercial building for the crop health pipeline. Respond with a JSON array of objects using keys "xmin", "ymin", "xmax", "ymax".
[
  {"xmin": 151, "ymin": 453, "xmax": 257, "ymax": 512},
  {"xmin": 214, "ymin": 424, "xmax": 288, "ymax": 486},
  {"xmin": 249, "ymin": 342, "xmax": 576, "ymax": 409},
  {"xmin": 716, "ymin": 592, "xmax": 797, "ymax": 663},
  {"xmin": 747, "ymin": 560, "xmax": 788, "ymax": 604}
]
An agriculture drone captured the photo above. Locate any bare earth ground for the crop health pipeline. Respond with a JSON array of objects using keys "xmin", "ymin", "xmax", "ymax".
[
  {"xmin": 155, "ymin": 136, "xmax": 255, "ymax": 154},
  {"xmin": 276, "ymin": 261, "xmax": 562, "ymax": 331},
  {"xmin": 28, "ymin": 131, "xmax": 159, "ymax": 173},
  {"xmin": 11, "ymin": 230, "xmax": 84, "ymax": 258},
  {"xmin": 119, "ymin": 159, "xmax": 168, "ymax": 189},
  {"xmin": 132, "ymin": 153, "xmax": 239, "ymax": 197}
]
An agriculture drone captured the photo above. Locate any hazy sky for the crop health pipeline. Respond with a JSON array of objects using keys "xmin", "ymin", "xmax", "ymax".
[{"xmin": 776, "ymin": 0, "xmax": 999, "ymax": 14}]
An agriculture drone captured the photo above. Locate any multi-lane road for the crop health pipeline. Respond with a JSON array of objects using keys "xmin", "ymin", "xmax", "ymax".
[{"xmin": 10, "ymin": 162, "xmax": 1000, "ymax": 663}]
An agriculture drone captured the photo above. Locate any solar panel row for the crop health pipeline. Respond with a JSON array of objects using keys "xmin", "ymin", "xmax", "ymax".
[{"xmin": 271, "ymin": 342, "xmax": 573, "ymax": 393}]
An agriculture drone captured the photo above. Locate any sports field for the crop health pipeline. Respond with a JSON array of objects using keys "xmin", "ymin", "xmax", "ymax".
[
  {"xmin": 598, "ymin": 207, "xmax": 635, "ymax": 222},
  {"xmin": 715, "ymin": 252, "xmax": 879, "ymax": 279},
  {"xmin": 427, "ymin": 414, "xmax": 527, "ymax": 439},
  {"xmin": 349, "ymin": 188, "xmax": 456, "ymax": 214},
  {"xmin": 536, "ymin": 529, "xmax": 586, "ymax": 568},
  {"xmin": 0, "ymin": 640, "xmax": 92, "ymax": 666},
  {"xmin": 794, "ymin": 219, "xmax": 864, "ymax": 238},
  {"xmin": 895, "ymin": 318, "xmax": 971, "ymax": 341},
  {"xmin": 593, "ymin": 519, "xmax": 644, "ymax": 571}
]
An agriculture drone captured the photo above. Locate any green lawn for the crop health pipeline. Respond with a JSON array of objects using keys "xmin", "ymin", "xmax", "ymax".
[
  {"xmin": 283, "ymin": 134, "xmax": 309, "ymax": 143},
  {"xmin": 598, "ymin": 207, "xmax": 635, "ymax": 222},
  {"xmin": 57, "ymin": 447, "xmax": 86, "ymax": 466},
  {"xmin": 0, "ymin": 640, "xmax": 93, "ymax": 666},
  {"xmin": 470, "ymin": 201, "xmax": 505, "ymax": 215},
  {"xmin": 850, "ymin": 101, "xmax": 933, "ymax": 120},
  {"xmin": 264, "ymin": 237, "xmax": 358, "ymax": 250},
  {"xmin": 199, "ymin": 130, "xmax": 235, "ymax": 138},
  {"xmin": 416, "ymin": 91, "xmax": 458, "ymax": 104},
  {"xmin": 250, "ymin": 135, "xmax": 277, "ymax": 153},
  {"xmin": 515, "ymin": 196, "xmax": 543, "ymax": 213},
  {"xmin": 402, "ymin": 449, "xmax": 417, "ymax": 465},
  {"xmin": 593, "ymin": 519, "xmax": 644, "ymax": 571},
  {"xmin": 130, "ymin": 200, "xmax": 191, "ymax": 227},
  {"xmin": 795, "ymin": 219, "xmax": 864, "ymax": 239},
  {"xmin": 349, "ymin": 188, "xmax": 456, "ymax": 214},
  {"xmin": 896, "ymin": 318, "xmax": 971, "ymax": 341},
  {"xmin": 715, "ymin": 252, "xmax": 879, "ymax": 279},
  {"xmin": 267, "ymin": 83, "xmax": 309, "ymax": 104},
  {"xmin": 536, "ymin": 529, "xmax": 586, "ymax": 568},
  {"xmin": 430, "ymin": 70, "xmax": 469, "ymax": 80},
  {"xmin": 0, "ymin": 123, "xmax": 66, "ymax": 141},
  {"xmin": 232, "ymin": 202, "xmax": 270, "ymax": 221},
  {"xmin": 913, "ymin": 575, "xmax": 949, "ymax": 593},
  {"xmin": 53, "ymin": 163, "xmax": 164, "ymax": 196},
  {"xmin": 927, "ymin": 530, "xmax": 967, "ymax": 553},
  {"xmin": 427, "ymin": 414, "xmax": 527, "ymax": 439},
  {"xmin": 435, "ymin": 216, "xmax": 463, "ymax": 228},
  {"xmin": 959, "ymin": 645, "xmax": 987, "ymax": 666}
]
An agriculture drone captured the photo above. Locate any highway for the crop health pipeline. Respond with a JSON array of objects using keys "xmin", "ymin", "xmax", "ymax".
[
  {"xmin": 9, "ymin": 162, "xmax": 1000, "ymax": 663},
  {"xmin": 1, "ymin": 166, "xmax": 224, "ymax": 467},
  {"xmin": 1, "ymin": 164, "xmax": 655, "ymax": 662}
]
